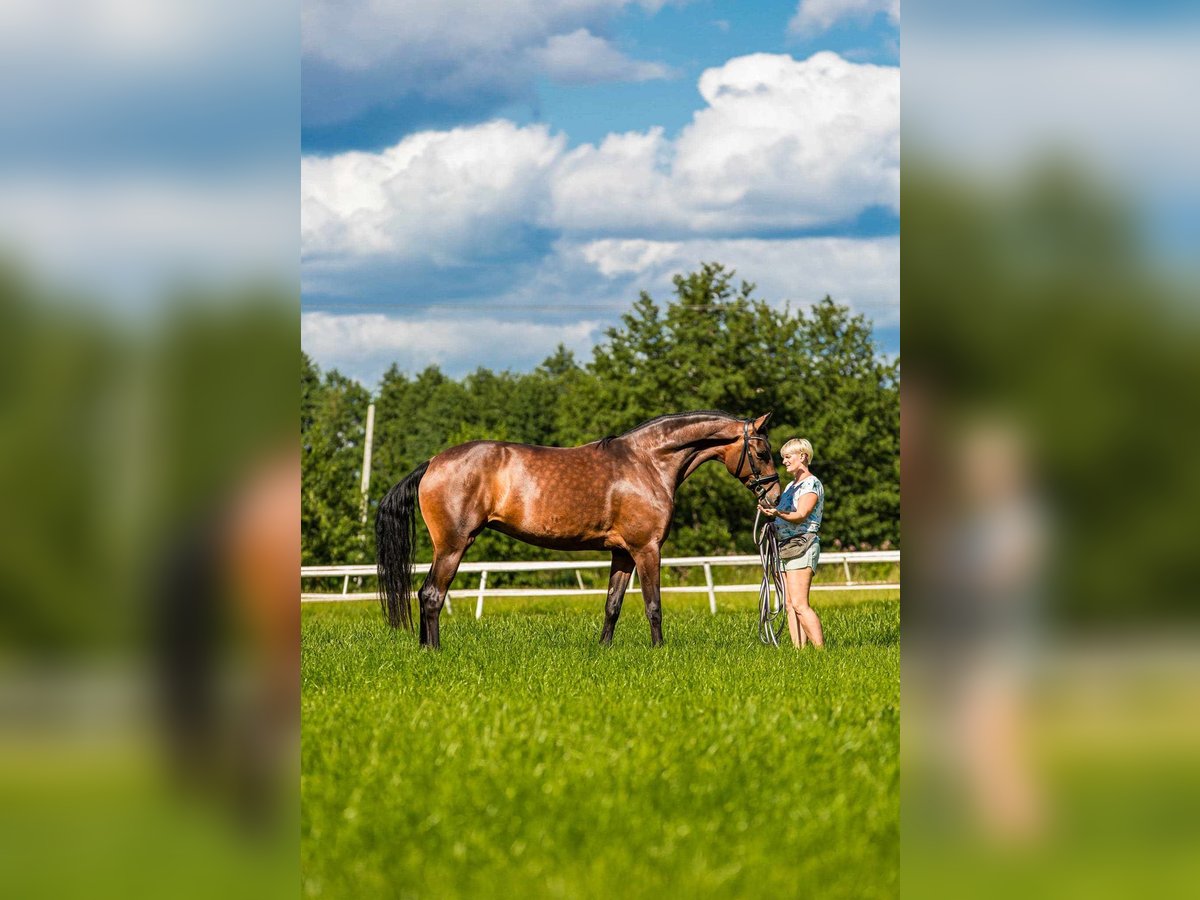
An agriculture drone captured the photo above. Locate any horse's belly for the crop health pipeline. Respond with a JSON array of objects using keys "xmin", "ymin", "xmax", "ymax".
[
  {"xmin": 489, "ymin": 523, "xmax": 612, "ymax": 551},
  {"xmin": 487, "ymin": 514, "xmax": 614, "ymax": 552}
]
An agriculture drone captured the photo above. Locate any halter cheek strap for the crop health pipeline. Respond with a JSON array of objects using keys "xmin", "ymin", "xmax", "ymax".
[{"xmin": 737, "ymin": 420, "xmax": 780, "ymax": 502}]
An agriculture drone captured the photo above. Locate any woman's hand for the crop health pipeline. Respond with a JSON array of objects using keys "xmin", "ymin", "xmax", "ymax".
[{"xmin": 758, "ymin": 505, "xmax": 778, "ymax": 518}]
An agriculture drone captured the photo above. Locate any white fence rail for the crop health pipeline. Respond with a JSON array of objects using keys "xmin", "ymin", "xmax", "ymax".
[{"xmin": 301, "ymin": 551, "xmax": 899, "ymax": 618}]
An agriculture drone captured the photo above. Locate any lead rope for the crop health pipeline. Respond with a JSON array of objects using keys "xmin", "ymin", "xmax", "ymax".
[{"xmin": 753, "ymin": 507, "xmax": 788, "ymax": 646}]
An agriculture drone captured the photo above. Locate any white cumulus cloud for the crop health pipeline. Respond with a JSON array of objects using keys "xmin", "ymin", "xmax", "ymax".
[
  {"xmin": 302, "ymin": 51, "xmax": 899, "ymax": 265},
  {"xmin": 551, "ymin": 52, "xmax": 899, "ymax": 232},
  {"xmin": 301, "ymin": 311, "xmax": 603, "ymax": 384},
  {"xmin": 301, "ymin": 51, "xmax": 901, "ymax": 378},
  {"xmin": 302, "ymin": 120, "xmax": 564, "ymax": 264},
  {"xmin": 570, "ymin": 235, "xmax": 899, "ymax": 326},
  {"xmin": 301, "ymin": 232, "xmax": 899, "ymax": 382}
]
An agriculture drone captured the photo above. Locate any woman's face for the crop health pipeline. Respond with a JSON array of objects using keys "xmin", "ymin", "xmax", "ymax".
[{"xmin": 781, "ymin": 449, "xmax": 807, "ymax": 476}]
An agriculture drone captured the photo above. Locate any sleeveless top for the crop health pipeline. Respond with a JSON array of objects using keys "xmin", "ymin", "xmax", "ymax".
[{"xmin": 773, "ymin": 474, "xmax": 823, "ymax": 542}]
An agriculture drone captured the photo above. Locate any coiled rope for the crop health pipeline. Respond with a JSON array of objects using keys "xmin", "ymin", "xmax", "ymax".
[{"xmin": 753, "ymin": 508, "xmax": 788, "ymax": 646}]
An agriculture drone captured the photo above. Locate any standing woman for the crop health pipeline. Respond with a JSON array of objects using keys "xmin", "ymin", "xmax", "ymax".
[{"xmin": 759, "ymin": 438, "xmax": 826, "ymax": 649}]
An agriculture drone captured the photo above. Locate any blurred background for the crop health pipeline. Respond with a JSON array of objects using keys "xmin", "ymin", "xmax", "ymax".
[
  {"xmin": 903, "ymin": 2, "xmax": 1200, "ymax": 896},
  {"xmin": 0, "ymin": 2, "xmax": 297, "ymax": 897}
]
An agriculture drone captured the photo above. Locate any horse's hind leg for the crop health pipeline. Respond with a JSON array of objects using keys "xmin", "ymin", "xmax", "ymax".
[
  {"xmin": 599, "ymin": 550, "xmax": 635, "ymax": 645},
  {"xmin": 417, "ymin": 478, "xmax": 484, "ymax": 648},
  {"xmin": 419, "ymin": 543, "xmax": 468, "ymax": 650}
]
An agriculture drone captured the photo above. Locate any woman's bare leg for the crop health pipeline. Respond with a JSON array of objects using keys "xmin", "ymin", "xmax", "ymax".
[
  {"xmin": 785, "ymin": 567, "xmax": 824, "ymax": 648},
  {"xmin": 786, "ymin": 601, "xmax": 807, "ymax": 648}
]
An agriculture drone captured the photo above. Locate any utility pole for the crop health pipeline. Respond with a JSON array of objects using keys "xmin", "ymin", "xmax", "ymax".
[{"xmin": 360, "ymin": 401, "xmax": 375, "ymax": 524}]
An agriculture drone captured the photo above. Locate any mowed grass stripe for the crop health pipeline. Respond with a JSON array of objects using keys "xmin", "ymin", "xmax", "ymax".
[{"xmin": 302, "ymin": 597, "xmax": 899, "ymax": 899}]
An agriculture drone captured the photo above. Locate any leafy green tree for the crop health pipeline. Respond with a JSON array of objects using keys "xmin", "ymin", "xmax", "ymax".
[
  {"xmin": 301, "ymin": 362, "xmax": 372, "ymax": 567},
  {"xmin": 575, "ymin": 263, "xmax": 898, "ymax": 553},
  {"xmin": 512, "ymin": 346, "xmax": 582, "ymax": 446},
  {"xmin": 301, "ymin": 350, "xmax": 320, "ymax": 438},
  {"xmin": 302, "ymin": 263, "xmax": 899, "ymax": 567},
  {"xmin": 789, "ymin": 298, "xmax": 899, "ymax": 550},
  {"xmin": 372, "ymin": 365, "xmax": 469, "ymax": 488}
]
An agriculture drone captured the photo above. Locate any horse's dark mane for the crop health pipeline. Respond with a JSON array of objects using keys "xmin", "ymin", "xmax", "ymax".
[{"xmin": 598, "ymin": 410, "xmax": 742, "ymax": 446}]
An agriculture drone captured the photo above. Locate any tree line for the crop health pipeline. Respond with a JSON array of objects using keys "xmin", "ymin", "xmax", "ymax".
[{"xmin": 301, "ymin": 263, "xmax": 899, "ymax": 572}]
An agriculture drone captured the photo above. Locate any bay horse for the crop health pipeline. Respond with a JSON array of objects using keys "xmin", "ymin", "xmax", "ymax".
[{"xmin": 376, "ymin": 411, "xmax": 781, "ymax": 648}]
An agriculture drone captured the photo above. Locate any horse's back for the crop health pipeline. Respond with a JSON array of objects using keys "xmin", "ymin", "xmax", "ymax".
[
  {"xmin": 420, "ymin": 439, "xmax": 628, "ymax": 549},
  {"xmin": 425, "ymin": 439, "xmax": 614, "ymax": 500}
]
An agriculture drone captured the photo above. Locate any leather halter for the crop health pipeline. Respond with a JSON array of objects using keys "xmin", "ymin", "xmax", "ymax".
[{"xmin": 735, "ymin": 420, "xmax": 780, "ymax": 503}]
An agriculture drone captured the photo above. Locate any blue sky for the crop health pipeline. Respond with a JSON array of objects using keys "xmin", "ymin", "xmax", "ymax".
[{"xmin": 301, "ymin": 0, "xmax": 901, "ymax": 385}]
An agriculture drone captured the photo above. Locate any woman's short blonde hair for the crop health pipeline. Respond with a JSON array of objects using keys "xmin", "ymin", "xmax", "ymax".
[{"xmin": 780, "ymin": 438, "xmax": 813, "ymax": 463}]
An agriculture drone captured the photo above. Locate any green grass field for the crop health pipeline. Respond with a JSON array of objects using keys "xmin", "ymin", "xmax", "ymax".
[{"xmin": 302, "ymin": 592, "xmax": 899, "ymax": 899}]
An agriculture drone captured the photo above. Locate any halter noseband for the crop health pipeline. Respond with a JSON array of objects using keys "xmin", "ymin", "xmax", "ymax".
[{"xmin": 735, "ymin": 420, "xmax": 780, "ymax": 503}]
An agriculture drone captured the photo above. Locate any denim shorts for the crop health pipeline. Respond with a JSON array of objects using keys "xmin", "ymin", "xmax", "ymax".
[{"xmin": 781, "ymin": 536, "xmax": 820, "ymax": 572}]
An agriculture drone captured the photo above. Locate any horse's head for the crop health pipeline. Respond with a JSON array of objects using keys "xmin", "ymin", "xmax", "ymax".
[{"xmin": 721, "ymin": 412, "xmax": 782, "ymax": 505}]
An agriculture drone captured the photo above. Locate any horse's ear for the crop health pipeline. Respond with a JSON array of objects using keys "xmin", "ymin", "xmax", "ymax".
[{"xmin": 753, "ymin": 411, "xmax": 773, "ymax": 433}]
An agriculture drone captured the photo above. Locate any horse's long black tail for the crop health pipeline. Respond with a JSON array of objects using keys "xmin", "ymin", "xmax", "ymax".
[{"xmin": 375, "ymin": 460, "xmax": 430, "ymax": 630}]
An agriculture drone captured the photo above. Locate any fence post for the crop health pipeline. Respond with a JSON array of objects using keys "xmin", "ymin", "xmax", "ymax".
[
  {"xmin": 704, "ymin": 563, "xmax": 717, "ymax": 615},
  {"xmin": 842, "ymin": 558, "xmax": 854, "ymax": 586},
  {"xmin": 342, "ymin": 574, "xmax": 350, "ymax": 595},
  {"xmin": 475, "ymin": 570, "xmax": 488, "ymax": 620}
]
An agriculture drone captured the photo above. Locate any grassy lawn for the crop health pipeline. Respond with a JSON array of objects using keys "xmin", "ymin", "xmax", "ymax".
[{"xmin": 302, "ymin": 593, "xmax": 899, "ymax": 899}]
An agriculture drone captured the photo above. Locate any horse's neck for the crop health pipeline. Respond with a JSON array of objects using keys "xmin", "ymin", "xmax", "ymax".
[{"xmin": 639, "ymin": 419, "xmax": 735, "ymax": 488}]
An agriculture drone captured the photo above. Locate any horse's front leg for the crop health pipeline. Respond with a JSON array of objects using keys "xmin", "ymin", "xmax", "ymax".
[
  {"xmin": 599, "ymin": 549, "xmax": 635, "ymax": 645},
  {"xmin": 632, "ymin": 545, "xmax": 664, "ymax": 647}
]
